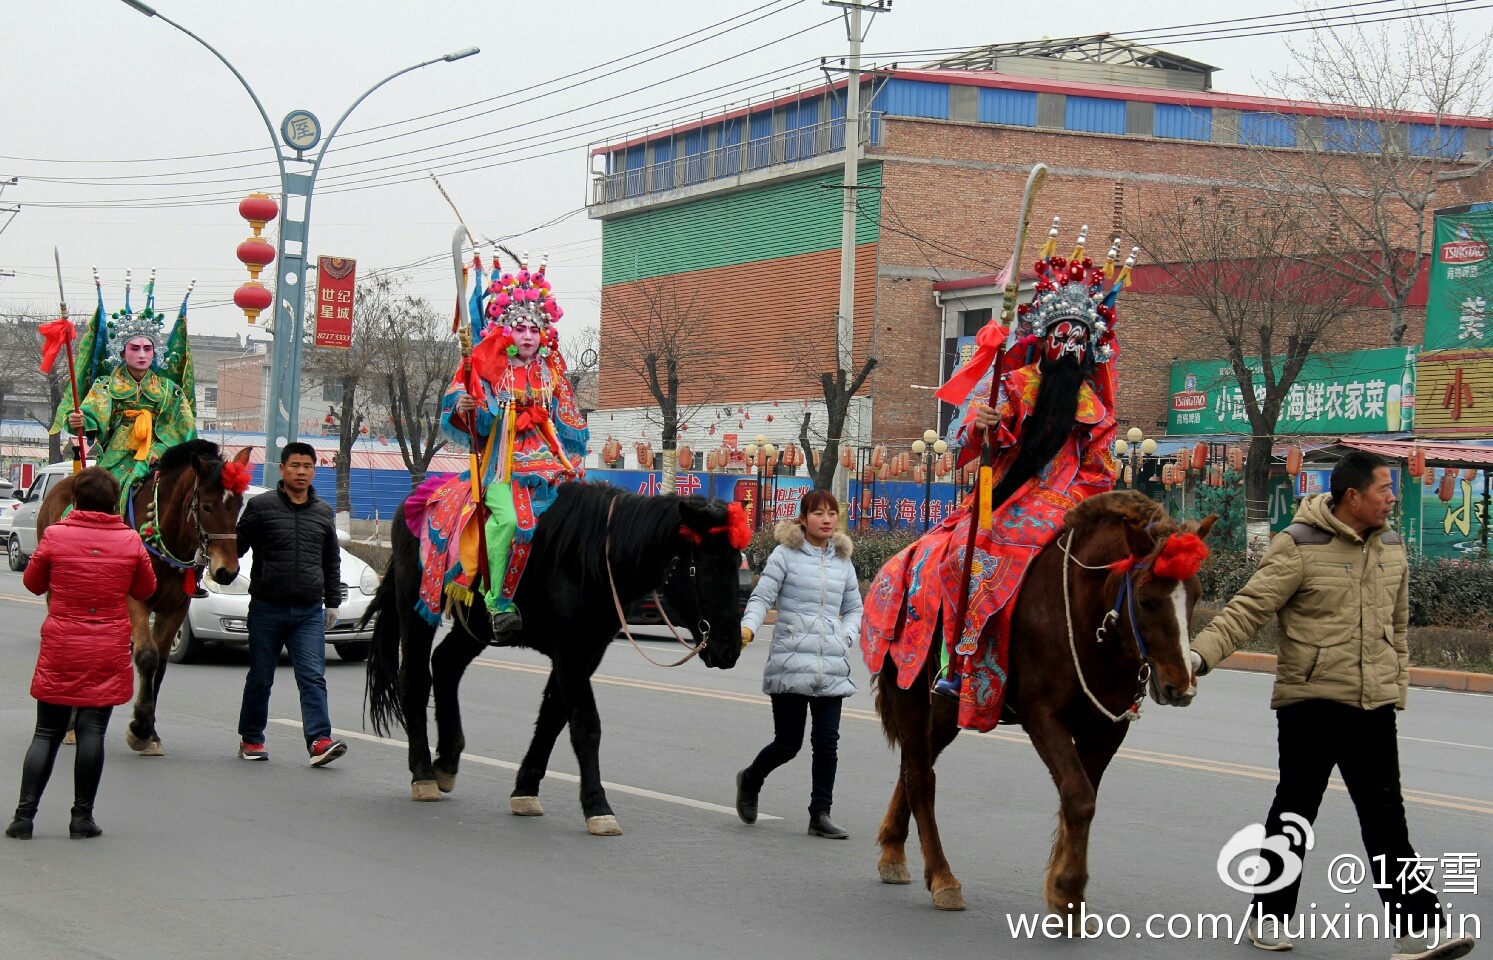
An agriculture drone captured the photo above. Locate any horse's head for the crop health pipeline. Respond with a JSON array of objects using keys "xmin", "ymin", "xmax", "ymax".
[
  {"xmin": 665, "ymin": 497, "xmax": 750, "ymax": 670},
  {"xmin": 189, "ymin": 445, "xmax": 253, "ymax": 585},
  {"xmin": 1111, "ymin": 511, "xmax": 1218, "ymax": 707}
]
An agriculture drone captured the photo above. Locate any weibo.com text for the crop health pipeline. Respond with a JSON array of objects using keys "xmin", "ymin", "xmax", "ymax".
[{"xmin": 1005, "ymin": 903, "xmax": 1482, "ymax": 943}]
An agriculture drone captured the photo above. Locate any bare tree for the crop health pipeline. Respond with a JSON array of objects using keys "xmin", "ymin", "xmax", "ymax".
[
  {"xmin": 602, "ymin": 278, "xmax": 724, "ymax": 492},
  {"xmin": 1129, "ymin": 198, "xmax": 1360, "ymax": 555},
  {"xmin": 1240, "ymin": 10, "xmax": 1493, "ymax": 345},
  {"xmin": 787, "ymin": 320, "xmax": 877, "ymax": 491},
  {"xmin": 364, "ymin": 295, "xmax": 457, "ymax": 487},
  {"xmin": 0, "ymin": 314, "xmax": 65, "ymax": 462}
]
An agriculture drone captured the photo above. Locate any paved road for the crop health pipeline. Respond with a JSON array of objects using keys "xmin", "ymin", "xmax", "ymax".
[{"xmin": 0, "ymin": 564, "xmax": 1487, "ymax": 959}]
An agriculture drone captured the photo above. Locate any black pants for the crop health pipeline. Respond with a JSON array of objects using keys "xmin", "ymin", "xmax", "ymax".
[
  {"xmin": 13, "ymin": 702, "xmax": 112, "ymax": 818},
  {"xmin": 741, "ymin": 694, "xmax": 843, "ymax": 814},
  {"xmin": 1253, "ymin": 700, "xmax": 1443, "ymax": 930}
]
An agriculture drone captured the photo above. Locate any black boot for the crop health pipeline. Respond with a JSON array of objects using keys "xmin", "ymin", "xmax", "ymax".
[
  {"xmin": 808, "ymin": 810, "xmax": 848, "ymax": 839},
  {"xmin": 5, "ymin": 794, "xmax": 39, "ymax": 839},
  {"xmin": 734, "ymin": 769, "xmax": 758, "ymax": 825},
  {"xmin": 488, "ymin": 610, "xmax": 524, "ymax": 646},
  {"xmin": 69, "ymin": 803, "xmax": 101, "ymax": 839}
]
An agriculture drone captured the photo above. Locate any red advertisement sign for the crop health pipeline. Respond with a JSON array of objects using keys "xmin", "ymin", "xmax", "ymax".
[
  {"xmin": 313, "ymin": 256, "xmax": 356, "ymax": 349},
  {"xmin": 1440, "ymin": 240, "xmax": 1487, "ymax": 264}
]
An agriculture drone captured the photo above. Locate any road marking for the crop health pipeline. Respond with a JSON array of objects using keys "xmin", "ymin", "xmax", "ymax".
[
  {"xmin": 267, "ymin": 718, "xmax": 781, "ymax": 821},
  {"xmin": 0, "ymin": 592, "xmax": 43, "ymax": 606},
  {"xmin": 467, "ymin": 658, "xmax": 1493, "ymax": 817},
  {"xmin": 1402, "ymin": 735, "xmax": 1493, "ymax": 751}
]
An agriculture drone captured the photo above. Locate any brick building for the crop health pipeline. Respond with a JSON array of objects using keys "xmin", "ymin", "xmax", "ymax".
[{"xmin": 587, "ymin": 38, "xmax": 1493, "ymax": 462}]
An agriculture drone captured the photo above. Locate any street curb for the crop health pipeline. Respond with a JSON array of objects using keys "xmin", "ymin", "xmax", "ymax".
[{"xmin": 1217, "ymin": 651, "xmax": 1493, "ymax": 693}]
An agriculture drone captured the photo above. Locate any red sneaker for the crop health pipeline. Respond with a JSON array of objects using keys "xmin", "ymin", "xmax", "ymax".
[
  {"xmin": 238, "ymin": 741, "xmax": 268, "ymax": 761},
  {"xmin": 308, "ymin": 738, "xmax": 347, "ymax": 767}
]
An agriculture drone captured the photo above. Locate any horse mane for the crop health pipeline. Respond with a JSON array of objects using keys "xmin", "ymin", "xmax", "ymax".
[
  {"xmin": 156, "ymin": 438, "xmax": 223, "ymax": 476},
  {"xmin": 1062, "ymin": 490, "xmax": 1171, "ymax": 542},
  {"xmin": 531, "ymin": 482, "xmax": 685, "ymax": 591}
]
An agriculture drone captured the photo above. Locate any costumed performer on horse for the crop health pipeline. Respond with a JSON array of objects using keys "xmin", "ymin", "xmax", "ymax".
[
  {"xmin": 53, "ymin": 269, "xmax": 197, "ymax": 514},
  {"xmin": 430, "ymin": 250, "xmax": 588, "ymax": 638},
  {"xmin": 862, "ymin": 219, "xmax": 1135, "ymax": 732}
]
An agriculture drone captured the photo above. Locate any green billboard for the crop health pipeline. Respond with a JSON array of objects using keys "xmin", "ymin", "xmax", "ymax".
[
  {"xmin": 1167, "ymin": 347, "xmax": 1416, "ymax": 435},
  {"xmin": 1426, "ymin": 203, "xmax": 1493, "ymax": 351}
]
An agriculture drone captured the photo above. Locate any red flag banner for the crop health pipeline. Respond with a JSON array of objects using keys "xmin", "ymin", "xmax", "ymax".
[
  {"xmin": 38, "ymin": 316, "xmax": 76, "ymax": 374},
  {"xmin": 313, "ymin": 256, "xmax": 356, "ymax": 349}
]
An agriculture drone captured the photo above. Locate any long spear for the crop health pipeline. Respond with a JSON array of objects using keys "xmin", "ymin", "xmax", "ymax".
[
  {"xmin": 51, "ymin": 248, "xmax": 87, "ymax": 473},
  {"xmin": 451, "ymin": 226, "xmax": 489, "ymax": 594},
  {"xmin": 947, "ymin": 163, "xmax": 1048, "ymax": 671}
]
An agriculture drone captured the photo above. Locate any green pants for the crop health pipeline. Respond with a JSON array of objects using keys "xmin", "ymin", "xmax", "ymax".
[{"xmin": 482, "ymin": 480, "xmax": 519, "ymax": 615}]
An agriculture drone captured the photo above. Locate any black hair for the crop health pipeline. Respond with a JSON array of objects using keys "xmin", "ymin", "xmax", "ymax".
[
  {"xmin": 987, "ymin": 351, "xmax": 1086, "ymax": 511},
  {"xmin": 72, "ymin": 466, "xmax": 121, "ymax": 513},
  {"xmin": 280, "ymin": 441, "xmax": 317, "ymax": 465},
  {"xmin": 1330, "ymin": 450, "xmax": 1390, "ymax": 503}
]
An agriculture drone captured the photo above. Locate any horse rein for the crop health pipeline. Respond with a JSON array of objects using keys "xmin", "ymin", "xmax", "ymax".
[
  {"xmin": 1058, "ymin": 531, "xmax": 1151, "ymax": 723},
  {"xmin": 604, "ymin": 499, "xmax": 708, "ymax": 668},
  {"xmin": 132, "ymin": 473, "xmax": 224, "ymax": 571}
]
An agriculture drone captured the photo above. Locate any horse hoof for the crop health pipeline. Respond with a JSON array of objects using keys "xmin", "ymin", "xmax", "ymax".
[
  {"xmin": 510, "ymin": 796, "xmax": 544, "ymax": 817},
  {"xmin": 434, "ymin": 769, "xmax": 456, "ymax": 793},
  {"xmin": 879, "ymin": 862, "xmax": 913, "ymax": 885},
  {"xmin": 125, "ymin": 729, "xmax": 148, "ymax": 752},
  {"xmin": 63, "ymin": 731, "xmax": 76, "ymax": 746},
  {"xmin": 411, "ymin": 781, "xmax": 440, "ymax": 802},
  {"xmin": 931, "ymin": 885, "xmax": 966, "ymax": 911},
  {"xmin": 140, "ymin": 740, "xmax": 165, "ymax": 757},
  {"xmin": 585, "ymin": 815, "xmax": 622, "ymax": 836}
]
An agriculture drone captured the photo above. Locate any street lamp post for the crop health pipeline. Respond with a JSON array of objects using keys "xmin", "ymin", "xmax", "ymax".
[
  {"xmin": 911, "ymin": 428, "xmax": 948, "ymax": 532},
  {"xmin": 1112, "ymin": 426, "xmax": 1157, "ymax": 491},
  {"xmin": 119, "ymin": 1, "xmax": 478, "ymax": 485}
]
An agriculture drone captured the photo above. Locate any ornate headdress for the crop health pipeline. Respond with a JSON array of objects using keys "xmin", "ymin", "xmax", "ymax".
[
  {"xmin": 1017, "ymin": 219, "xmax": 1137, "ymax": 365},
  {"xmin": 106, "ymin": 269, "xmax": 175, "ymax": 358},
  {"xmin": 472, "ymin": 251, "xmax": 564, "ymax": 355}
]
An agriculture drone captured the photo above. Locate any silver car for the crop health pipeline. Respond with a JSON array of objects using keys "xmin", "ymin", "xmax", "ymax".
[{"xmin": 171, "ymin": 485, "xmax": 381, "ymax": 664}]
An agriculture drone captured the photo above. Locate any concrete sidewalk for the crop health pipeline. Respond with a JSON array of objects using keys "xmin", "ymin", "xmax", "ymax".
[{"xmin": 1218, "ymin": 651, "xmax": 1493, "ymax": 693}]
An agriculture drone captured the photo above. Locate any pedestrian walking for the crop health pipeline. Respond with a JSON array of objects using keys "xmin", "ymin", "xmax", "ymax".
[
  {"xmin": 734, "ymin": 491, "xmax": 862, "ymax": 839},
  {"xmin": 6, "ymin": 467, "xmax": 155, "ymax": 839},
  {"xmin": 1192, "ymin": 451, "xmax": 1476, "ymax": 960},
  {"xmin": 235, "ymin": 442, "xmax": 348, "ymax": 767}
]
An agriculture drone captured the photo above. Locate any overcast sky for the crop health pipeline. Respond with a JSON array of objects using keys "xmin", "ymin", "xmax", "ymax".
[{"xmin": 3, "ymin": 0, "xmax": 1490, "ymax": 344}]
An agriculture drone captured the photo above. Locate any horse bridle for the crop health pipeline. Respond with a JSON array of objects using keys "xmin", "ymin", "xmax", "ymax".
[
  {"xmin": 132, "ymin": 471, "xmax": 235, "ymax": 572},
  {"xmin": 1058, "ymin": 531, "xmax": 1152, "ymax": 724},
  {"xmin": 603, "ymin": 498, "xmax": 712, "ymax": 668}
]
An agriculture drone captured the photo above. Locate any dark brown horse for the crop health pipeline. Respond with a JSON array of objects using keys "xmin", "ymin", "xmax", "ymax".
[
  {"xmin": 365, "ymin": 482, "xmax": 745, "ymax": 836},
  {"xmin": 873, "ymin": 490, "xmax": 1215, "ymax": 923},
  {"xmin": 39, "ymin": 440, "xmax": 251, "ymax": 755}
]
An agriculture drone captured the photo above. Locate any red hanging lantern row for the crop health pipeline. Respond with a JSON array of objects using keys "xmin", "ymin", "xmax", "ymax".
[{"xmin": 235, "ymin": 193, "xmax": 280, "ymax": 324}]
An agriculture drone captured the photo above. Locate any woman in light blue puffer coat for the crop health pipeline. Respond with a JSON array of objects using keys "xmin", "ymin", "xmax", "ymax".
[{"xmin": 734, "ymin": 490, "xmax": 862, "ymax": 839}]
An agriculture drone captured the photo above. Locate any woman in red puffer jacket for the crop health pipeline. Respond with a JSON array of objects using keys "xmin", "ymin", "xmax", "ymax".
[{"xmin": 5, "ymin": 467, "xmax": 155, "ymax": 840}]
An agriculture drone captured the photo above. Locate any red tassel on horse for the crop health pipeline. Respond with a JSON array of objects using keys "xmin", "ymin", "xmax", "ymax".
[{"xmin": 182, "ymin": 568, "xmax": 196, "ymax": 597}]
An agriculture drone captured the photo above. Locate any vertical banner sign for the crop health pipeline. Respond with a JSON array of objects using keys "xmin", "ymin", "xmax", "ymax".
[
  {"xmin": 1425, "ymin": 204, "xmax": 1493, "ymax": 351},
  {"xmin": 314, "ymin": 256, "xmax": 356, "ymax": 349}
]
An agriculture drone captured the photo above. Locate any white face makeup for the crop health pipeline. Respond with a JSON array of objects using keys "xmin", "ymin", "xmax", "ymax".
[
  {"xmin": 123, "ymin": 338, "xmax": 155, "ymax": 376},
  {"xmin": 512, "ymin": 322, "xmax": 542, "ymax": 362}
]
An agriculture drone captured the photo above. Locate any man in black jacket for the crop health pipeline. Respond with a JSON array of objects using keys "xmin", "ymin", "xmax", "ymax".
[{"xmin": 235, "ymin": 442, "xmax": 348, "ymax": 766}]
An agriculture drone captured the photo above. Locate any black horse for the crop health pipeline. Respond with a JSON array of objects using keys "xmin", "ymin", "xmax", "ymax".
[{"xmin": 365, "ymin": 481, "xmax": 745, "ymax": 835}]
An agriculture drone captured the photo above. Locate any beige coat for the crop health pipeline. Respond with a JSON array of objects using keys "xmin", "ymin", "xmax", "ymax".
[{"xmin": 1192, "ymin": 493, "xmax": 1409, "ymax": 710}]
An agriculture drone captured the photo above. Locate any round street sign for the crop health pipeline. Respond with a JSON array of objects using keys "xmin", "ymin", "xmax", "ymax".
[{"xmin": 281, "ymin": 110, "xmax": 322, "ymax": 152}]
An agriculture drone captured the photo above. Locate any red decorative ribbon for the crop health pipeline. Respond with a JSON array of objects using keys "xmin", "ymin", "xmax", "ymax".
[{"xmin": 935, "ymin": 320, "xmax": 1008, "ymax": 405}]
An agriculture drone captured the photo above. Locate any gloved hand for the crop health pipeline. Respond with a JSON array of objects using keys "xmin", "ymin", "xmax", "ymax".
[
  {"xmin": 1188, "ymin": 649, "xmax": 1204, "ymax": 679},
  {"xmin": 740, "ymin": 626, "xmax": 754, "ymax": 650},
  {"xmin": 324, "ymin": 608, "xmax": 340, "ymax": 632}
]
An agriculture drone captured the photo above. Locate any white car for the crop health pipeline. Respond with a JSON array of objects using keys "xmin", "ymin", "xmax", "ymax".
[
  {"xmin": 0, "ymin": 497, "xmax": 20, "ymax": 539},
  {"xmin": 171, "ymin": 485, "xmax": 381, "ymax": 664}
]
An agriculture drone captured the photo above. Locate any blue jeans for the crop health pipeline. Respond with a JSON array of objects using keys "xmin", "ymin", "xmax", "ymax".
[
  {"xmin": 238, "ymin": 599, "xmax": 331, "ymax": 750},
  {"xmin": 742, "ymin": 694, "xmax": 843, "ymax": 814}
]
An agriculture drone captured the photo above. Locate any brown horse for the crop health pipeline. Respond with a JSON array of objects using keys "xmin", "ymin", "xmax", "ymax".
[
  {"xmin": 39, "ymin": 440, "xmax": 251, "ymax": 755},
  {"xmin": 872, "ymin": 490, "xmax": 1215, "ymax": 924}
]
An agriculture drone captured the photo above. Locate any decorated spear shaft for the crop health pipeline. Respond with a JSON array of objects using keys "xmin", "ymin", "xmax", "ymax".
[
  {"xmin": 949, "ymin": 163, "xmax": 1050, "ymax": 666},
  {"xmin": 53, "ymin": 248, "xmax": 87, "ymax": 474}
]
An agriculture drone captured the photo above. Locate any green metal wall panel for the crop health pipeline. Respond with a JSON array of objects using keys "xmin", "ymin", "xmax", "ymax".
[{"xmin": 602, "ymin": 164, "xmax": 882, "ymax": 285}]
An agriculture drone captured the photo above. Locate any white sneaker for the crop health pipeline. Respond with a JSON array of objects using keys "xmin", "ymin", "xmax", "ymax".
[
  {"xmin": 1391, "ymin": 927, "xmax": 1475, "ymax": 960},
  {"xmin": 1248, "ymin": 920, "xmax": 1294, "ymax": 952}
]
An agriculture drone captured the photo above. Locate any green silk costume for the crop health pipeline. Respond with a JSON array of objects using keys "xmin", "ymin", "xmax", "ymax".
[{"xmin": 76, "ymin": 367, "xmax": 196, "ymax": 511}]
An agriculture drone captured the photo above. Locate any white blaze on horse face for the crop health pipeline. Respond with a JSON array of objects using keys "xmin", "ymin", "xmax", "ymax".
[{"xmin": 1169, "ymin": 582, "xmax": 1195, "ymax": 693}]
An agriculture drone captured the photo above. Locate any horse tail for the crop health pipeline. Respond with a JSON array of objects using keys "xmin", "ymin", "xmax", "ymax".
[
  {"xmin": 873, "ymin": 670, "xmax": 903, "ymax": 748},
  {"xmin": 363, "ymin": 532, "xmax": 405, "ymax": 738}
]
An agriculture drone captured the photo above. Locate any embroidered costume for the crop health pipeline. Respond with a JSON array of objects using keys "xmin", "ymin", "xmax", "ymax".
[
  {"xmin": 51, "ymin": 270, "xmax": 197, "ymax": 512},
  {"xmin": 863, "ymin": 223, "xmax": 1133, "ymax": 731},
  {"xmin": 412, "ymin": 253, "xmax": 588, "ymax": 629}
]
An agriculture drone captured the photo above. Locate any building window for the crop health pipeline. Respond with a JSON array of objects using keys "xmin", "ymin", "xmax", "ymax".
[
  {"xmin": 1324, "ymin": 117, "xmax": 1383, "ymax": 153},
  {"xmin": 1155, "ymin": 104, "xmax": 1212, "ymax": 141},
  {"xmin": 1409, "ymin": 123, "xmax": 1465, "ymax": 159},
  {"xmin": 1239, "ymin": 112, "xmax": 1297, "ymax": 148},
  {"xmin": 1065, "ymin": 96, "xmax": 1126, "ymax": 135},
  {"xmin": 202, "ymin": 385, "xmax": 218, "ymax": 405},
  {"xmin": 960, "ymin": 308, "xmax": 993, "ymax": 337}
]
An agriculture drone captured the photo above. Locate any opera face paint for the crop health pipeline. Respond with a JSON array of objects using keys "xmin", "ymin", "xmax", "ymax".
[
  {"xmin": 512, "ymin": 321, "xmax": 542, "ymax": 362},
  {"xmin": 124, "ymin": 337, "xmax": 155, "ymax": 377},
  {"xmin": 1044, "ymin": 320, "xmax": 1088, "ymax": 365}
]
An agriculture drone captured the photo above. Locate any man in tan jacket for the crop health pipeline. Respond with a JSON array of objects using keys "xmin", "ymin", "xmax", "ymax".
[{"xmin": 1192, "ymin": 451, "xmax": 1474, "ymax": 960}]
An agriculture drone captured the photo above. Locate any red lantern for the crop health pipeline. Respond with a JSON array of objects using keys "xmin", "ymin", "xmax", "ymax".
[
  {"xmin": 1439, "ymin": 474, "xmax": 1456, "ymax": 504},
  {"xmin": 913, "ymin": 465, "xmax": 926, "ymax": 483},
  {"xmin": 1286, "ymin": 445, "xmax": 1303, "ymax": 476},
  {"xmin": 1228, "ymin": 447, "xmax": 1244, "ymax": 473},
  {"xmin": 872, "ymin": 445, "xmax": 886, "ymax": 470},
  {"xmin": 238, "ymin": 192, "xmax": 279, "ymax": 233},
  {"xmin": 1210, "ymin": 466, "xmax": 1224, "ymax": 488},
  {"xmin": 233, "ymin": 282, "xmax": 273, "ymax": 324},
  {"xmin": 840, "ymin": 447, "xmax": 855, "ymax": 469},
  {"xmin": 1191, "ymin": 441, "xmax": 1208, "ymax": 472},
  {"xmin": 877, "ymin": 463, "xmax": 889, "ymax": 481},
  {"xmin": 1424, "ymin": 468, "xmax": 1436, "ymax": 488},
  {"xmin": 1162, "ymin": 464, "xmax": 1175, "ymax": 486},
  {"xmin": 677, "ymin": 444, "xmax": 693, "ymax": 471},
  {"xmin": 1408, "ymin": 446, "xmax": 1426, "ymax": 479},
  {"xmin": 236, "ymin": 236, "xmax": 275, "ymax": 281},
  {"xmin": 1464, "ymin": 468, "xmax": 1479, "ymax": 482}
]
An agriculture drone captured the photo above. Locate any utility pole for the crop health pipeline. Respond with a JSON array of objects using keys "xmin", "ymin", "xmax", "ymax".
[
  {"xmin": 0, "ymin": 176, "xmax": 19, "ymax": 243},
  {"xmin": 825, "ymin": 0, "xmax": 889, "ymax": 503}
]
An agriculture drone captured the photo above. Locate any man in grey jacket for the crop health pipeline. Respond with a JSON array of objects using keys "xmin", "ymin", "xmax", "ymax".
[{"xmin": 1193, "ymin": 451, "xmax": 1473, "ymax": 960}]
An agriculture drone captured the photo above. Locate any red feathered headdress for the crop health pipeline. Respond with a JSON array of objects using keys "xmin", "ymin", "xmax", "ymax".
[
  {"xmin": 678, "ymin": 502, "xmax": 753, "ymax": 551},
  {"xmin": 1151, "ymin": 532, "xmax": 1209, "ymax": 582},
  {"xmin": 219, "ymin": 461, "xmax": 252, "ymax": 496}
]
